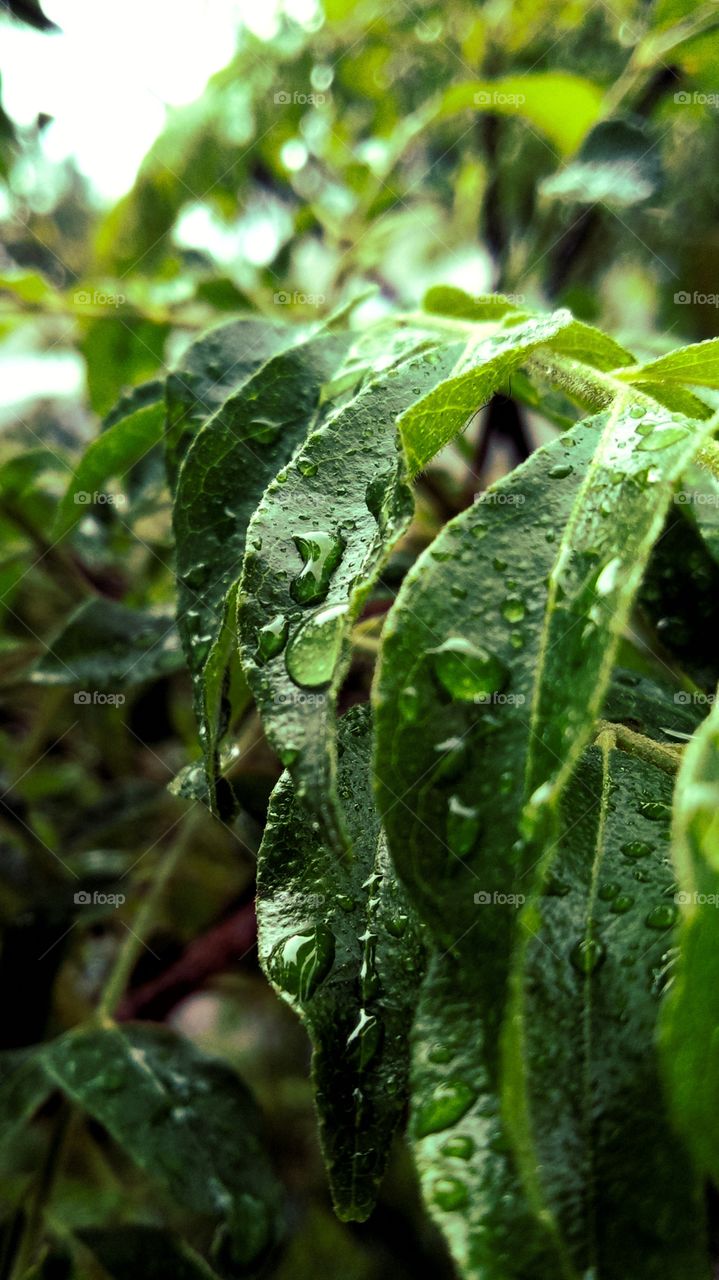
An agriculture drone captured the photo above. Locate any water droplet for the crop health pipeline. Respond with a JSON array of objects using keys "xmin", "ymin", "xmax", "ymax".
[
  {"xmin": 431, "ymin": 638, "xmax": 507, "ymax": 702},
  {"xmin": 440, "ymin": 1135, "xmax": 474, "ymax": 1160},
  {"xmin": 611, "ymin": 893, "xmax": 635, "ymax": 914},
  {"xmin": 268, "ymin": 926, "xmax": 335, "ymax": 1001},
  {"xmin": 298, "ymin": 457, "xmax": 318, "ymax": 478},
  {"xmin": 447, "ymin": 795, "xmax": 481, "ymax": 857},
  {"xmin": 256, "ymin": 614, "xmax": 289, "ymax": 663},
  {"xmin": 433, "ymin": 1177, "xmax": 468, "ymax": 1210},
  {"xmin": 543, "ymin": 872, "xmax": 571, "ymax": 897},
  {"xmin": 249, "ymin": 416, "xmax": 282, "ymax": 444},
  {"xmin": 386, "ymin": 913, "xmax": 409, "ymax": 937},
  {"xmin": 595, "ymin": 557, "xmax": 622, "ymax": 596},
  {"xmin": 646, "ymin": 904, "xmax": 677, "ymax": 930},
  {"xmin": 598, "ymin": 880, "xmax": 620, "ymax": 901},
  {"xmin": 493, "ymin": 557, "xmax": 507, "ymax": 572},
  {"xmin": 622, "ymin": 840, "xmax": 654, "ymax": 859},
  {"xmin": 636, "ymin": 426, "xmax": 689, "ymax": 452},
  {"xmin": 501, "ymin": 596, "xmax": 525, "ymax": 623},
  {"xmin": 290, "ymin": 530, "xmax": 345, "ymax": 605},
  {"xmin": 285, "ymin": 602, "xmax": 348, "ymax": 688},
  {"xmin": 346, "ymin": 1009, "xmax": 382, "ymax": 1069},
  {"xmin": 399, "ymin": 684, "xmax": 420, "ymax": 722},
  {"xmin": 570, "ymin": 938, "xmax": 606, "ymax": 974},
  {"xmin": 639, "ymin": 801, "xmax": 667, "ymax": 822},
  {"xmin": 337, "ymin": 893, "xmax": 354, "ymax": 912},
  {"xmin": 428, "ymin": 1043, "xmax": 453, "ymax": 1064},
  {"xmin": 432, "ymin": 736, "xmax": 468, "ymax": 781},
  {"xmin": 548, "ymin": 463, "xmax": 573, "ymax": 479},
  {"xmin": 415, "ymin": 1081, "xmax": 475, "ymax": 1137}
]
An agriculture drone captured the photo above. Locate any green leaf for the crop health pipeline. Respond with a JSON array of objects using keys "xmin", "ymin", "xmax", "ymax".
[
  {"xmin": 422, "ymin": 286, "xmax": 527, "ymax": 323},
  {"xmin": 660, "ymin": 699, "xmax": 719, "ymax": 1184},
  {"xmin": 238, "ymin": 340, "xmax": 460, "ymax": 852},
  {"xmin": 77, "ymin": 1227, "xmax": 222, "ymax": 1280},
  {"xmin": 165, "ymin": 315, "xmax": 298, "ymax": 487},
  {"xmin": 0, "ymin": 1047, "xmax": 52, "ymax": 1145},
  {"xmin": 31, "ymin": 599, "xmax": 182, "ymax": 688},
  {"xmin": 374, "ymin": 415, "xmax": 604, "ymax": 959},
  {"xmin": 615, "ymin": 337, "xmax": 719, "ymax": 389},
  {"xmin": 257, "ymin": 705, "xmax": 424, "ymax": 1221},
  {"xmin": 173, "ymin": 330, "xmax": 351, "ymax": 813},
  {"xmin": 42, "ymin": 1023, "xmax": 282, "ymax": 1270},
  {"xmin": 54, "ymin": 392, "xmax": 165, "ymax": 538},
  {"xmin": 524, "ymin": 400, "xmax": 719, "ymax": 829},
  {"xmin": 440, "ymin": 73, "xmax": 603, "ymax": 154},
  {"xmin": 410, "ymin": 957, "xmax": 560, "ymax": 1279},
  {"xmin": 504, "ymin": 739, "xmax": 709, "ymax": 1280},
  {"xmin": 540, "ymin": 120, "xmax": 661, "ymax": 209},
  {"xmin": 399, "ymin": 310, "xmax": 574, "ymax": 476}
]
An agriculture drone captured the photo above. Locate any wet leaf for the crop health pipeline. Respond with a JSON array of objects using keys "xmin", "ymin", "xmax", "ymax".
[
  {"xmin": 42, "ymin": 1023, "xmax": 282, "ymax": 1270},
  {"xmin": 257, "ymin": 706, "xmax": 425, "ymax": 1221},
  {"xmin": 505, "ymin": 739, "xmax": 708, "ymax": 1279},
  {"xmin": 31, "ymin": 599, "xmax": 182, "ymax": 688}
]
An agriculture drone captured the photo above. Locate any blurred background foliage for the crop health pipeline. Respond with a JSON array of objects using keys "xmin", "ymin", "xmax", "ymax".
[{"xmin": 0, "ymin": 0, "xmax": 718, "ymax": 1274}]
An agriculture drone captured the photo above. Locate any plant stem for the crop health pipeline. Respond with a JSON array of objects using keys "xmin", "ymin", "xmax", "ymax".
[
  {"xmin": 8, "ymin": 1103, "xmax": 72, "ymax": 1280},
  {"xmin": 596, "ymin": 719, "xmax": 684, "ymax": 775},
  {"xmin": 96, "ymin": 806, "xmax": 203, "ymax": 1021}
]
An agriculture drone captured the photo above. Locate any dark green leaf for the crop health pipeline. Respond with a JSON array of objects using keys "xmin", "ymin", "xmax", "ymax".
[
  {"xmin": 238, "ymin": 340, "xmax": 460, "ymax": 851},
  {"xmin": 258, "ymin": 706, "xmax": 425, "ymax": 1221},
  {"xmin": 0, "ymin": 1047, "xmax": 52, "ymax": 1145},
  {"xmin": 31, "ymin": 599, "xmax": 182, "ymax": 688},
  {"xmin": 165, "ymin": 316, "xmax": 298, "ymax": 487},
  {"xmin": 505, "ymin": 739, "xmax": 708, "ymax": 1279},
  {"xmin": 173, "ymin": 331, "xmax": 350, "ymax": 813},
  {"xmin": 540, "ymin": 120, "xmax": 661, "ymax": 209},
  {"xmin": 42, "ymin": 1023, "xmax": 282, "ymax": 1270}
]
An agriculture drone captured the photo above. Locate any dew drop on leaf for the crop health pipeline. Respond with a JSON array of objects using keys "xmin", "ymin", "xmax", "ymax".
[
  {"xmin": 256, "ymin": 614, "xmax": 289, "ymax": 664},
  {"xmin": 290, "ymin": 530, "xmax": 345, "ymax": 605},
  {"xmin": 346, "ymin": 1008, "xmax": 382, "ymax": 1069},
  {"xmin": 431, "ymin": 637, "xmax": 507, "ymax": 702},
  {"xmin": 611, "ymin": 893, "xmax": 635, "ymax": 914},
  {"xmin": 570, "ymin": 938, "xmax": 606, "ymax": 974},
  {"xmin": 297, "ymin": 457, "xmax": 318, "ymax": 477},
  {"xmin": 501, "ymin": 596, "xmax": 525, "ymax": 623},
  {"xmin": 621, "ymin": 839, "xmax": 654, "ymax": 858},
  {"xmin": 639, "ymin": 801, "xmax": 667, "ymax": 821},
  {"xmin": 399, "ymin": 684, "xmax": 420, "ymax": 722},
  {"xmin": 415, "ymin": 1081, "xmax": 476, "ymax": 1137},
  {"xmin": 548, "ymin": 463, "xmax": 573, "ymax": 479},
  {"xmin": 440, "ymin": 1134, "xmax": 475, "ymax": 1160},
  {"xmin": 433, "ymin": 1176, "xmax": 469, "ymax": 1210},
  {"xmin": 447, "ymin": 795, "xmax": 481, "ymax": 857},
  {"xmin": 285, "ymin": 602, "xmax": 348, "ymax": 688},
  {"xmin": 645, "ymin": 904, "xmax": 678, "ymax": 930},
  {"xmin": 268, "ymin": 926, "xmax": 335, "ymax": 1001}
]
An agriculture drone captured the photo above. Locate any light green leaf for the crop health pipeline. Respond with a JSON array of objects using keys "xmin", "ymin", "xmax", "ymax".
[
  {"xmin": 660, "ymin": 698, "xmax": 719, "ymax": 1184},
  {"xmin": 31, "ymin": 599, "xmax": 182, "ymax": 688},
  {"xmin": 54, "ymin": 389, "xmax": 165, "ymax": 538},
  {"xmin": 258, "ymin": 705, "xmax": 425, "ymax": 1221},
  {"xmin": 42, "ymin": 1022, "xmax": 282, "ymax": 1271},
  {"xmin": 399, "ymin": 309, "xmax": 574, "ymax": 476},
  {"xmin": 238, "ymin": 340, "xmax": 460, "ymax": 852},
  {"xmin": 440, "ymin": 73, "xmax": 604, "ymax": 155},
  {"xmin": 422, "ymin": 286, "xmax": 527, "ymax": 324},
  {"xmin": 505, "ymin": 739, "xmax": 709, "ymax": 1280},
  {"xmin": 615, "ymin": 337, "xmax": 719, "ymax": 390}
]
